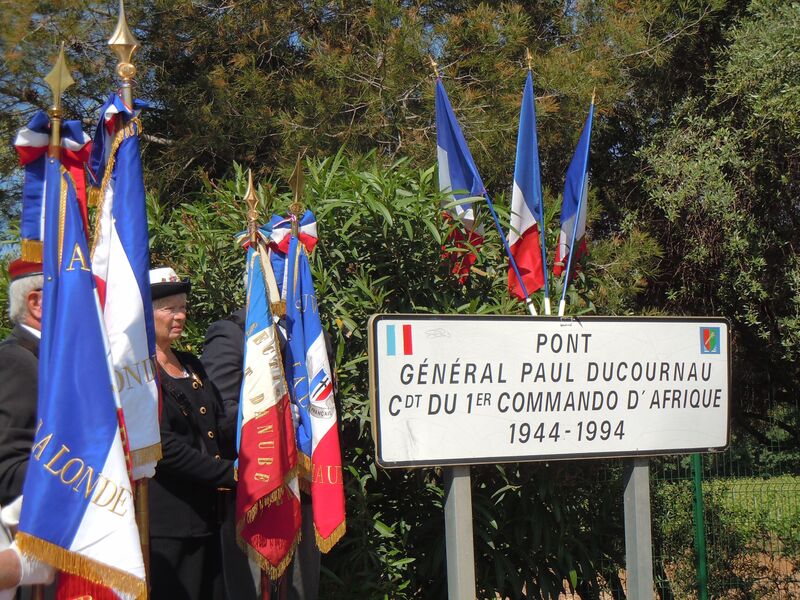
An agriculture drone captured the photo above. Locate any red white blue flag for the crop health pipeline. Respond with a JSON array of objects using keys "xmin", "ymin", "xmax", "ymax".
[
  {"xmin": 509, "ymin": 72, "xmax": 547, "ymax": 301},
  {"xmin": 16, "ymin": 155, "xmax": 145, "ymax": 599},
  {"xmin": 554, "ymin": 101, "xmax": 594, "ymax": 279},
  {"xmin": 284, "ymin": 236, "xmax": 346, "ymax": 551},
  {"xmin": 13, "ymin": 111, "xmax": 91, "ymax": 261},
  {"xmin": 435, "ymin": 78, "xmax": 485, "ymax": 282},
  {"xmin": 89, "ymin": 93, "xmax": 160, "ymax": 480},
  {"xmin": 236, "ymin": 243, "xmax": 301, "ymax": 579}
]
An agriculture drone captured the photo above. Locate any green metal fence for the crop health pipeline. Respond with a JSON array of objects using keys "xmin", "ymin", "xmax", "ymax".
[{"xmin": 649, "ymin": 446, "xmax": 800, "ymax": 599}]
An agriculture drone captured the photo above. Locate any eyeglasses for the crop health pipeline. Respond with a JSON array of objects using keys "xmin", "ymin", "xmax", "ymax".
[{"xmin": 156, "ymin": 304, "xmax": 187, "ymax": 315}]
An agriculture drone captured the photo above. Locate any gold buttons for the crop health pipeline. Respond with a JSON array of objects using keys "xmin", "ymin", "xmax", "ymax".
[
  {"xmin": 199, "ymin": 406, "xmax": 207, "ymax": 415},
  {"xmin": 207, "ymin": 431, "xmax": 215, "ymax": 439},
  {"xmin": 214, "ymin": 454, "xmax": 221, "ymax": 460}
]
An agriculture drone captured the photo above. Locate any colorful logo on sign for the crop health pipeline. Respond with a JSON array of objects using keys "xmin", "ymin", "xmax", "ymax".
[
  {"xmin": 700, "ymin": 327, "xmax": 720, "ymax": 354},
  {"xmin": 386, "ymin": 324, "xmax": 413, "ymax": 356}
]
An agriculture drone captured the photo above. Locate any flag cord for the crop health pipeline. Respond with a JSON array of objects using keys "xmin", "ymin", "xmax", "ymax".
[{"xmin": 482, "ymin": 192, "xmax": 537, "ymax": 315}]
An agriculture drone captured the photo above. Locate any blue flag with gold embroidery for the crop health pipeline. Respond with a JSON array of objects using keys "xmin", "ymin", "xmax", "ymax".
[{"xmin": 16, "ymin": 156, "xmax": 145, "ymax": 599}]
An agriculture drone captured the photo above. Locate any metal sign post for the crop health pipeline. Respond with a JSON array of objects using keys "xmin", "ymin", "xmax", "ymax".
[
  {"xmin": 444, "ymin": 466, "xmax": 476, "ymax": 600},
  {"xmin": 624, "ymin": 457, "xmax": 654, "ymax": 599}
]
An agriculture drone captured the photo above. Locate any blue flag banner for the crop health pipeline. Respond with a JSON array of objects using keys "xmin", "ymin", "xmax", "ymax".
[{"xmin": 16, "ymin": 157, "xmax": 145, "ymax": 599}]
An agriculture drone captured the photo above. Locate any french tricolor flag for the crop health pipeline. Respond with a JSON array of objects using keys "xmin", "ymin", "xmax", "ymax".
[
  {"xmin": 435, "ymin": 78, "xmax": 485, "ymax": 282},
  {"xmin": 284, "ymin": 235, "xmax": 346, "ymax": 552},
  {"xmin": 508, "ymin": 71, "xmax": 547, "ymax": 303},
  {"xmin": 386, "ymin": 324, "xmax": 413, "ymax": 356},
  {"xmin": 89, "ymin": 93, "xmax": 161, "ymax": 481},
  {"xmin": 554, "ymin": 100, "xmax": 594, "ymax": 279}
]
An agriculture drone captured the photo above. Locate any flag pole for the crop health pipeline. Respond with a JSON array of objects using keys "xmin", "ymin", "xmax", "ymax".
[
  {"xmin": 526, "ymin": 49, "xmax": 551, "ymax": 316},
  {"xmin": 108, "ymin": 0, "xmax": 150, "ymax": 584},
  {"xmin": 430, "ymin": 57, "xmax": 536, "ymax": 315},
  {"xmin": 557, "ymin": 89, "xmax": 595, "ymax": 317}
]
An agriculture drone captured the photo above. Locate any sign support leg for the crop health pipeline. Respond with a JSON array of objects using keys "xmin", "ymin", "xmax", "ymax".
[
  {"xmin": 444, "ymin": 465, "xmax": 476, "ymax": 600},
  {"xmin": 623, "ymin": 457, "xmax": 654, "ymax": 599}
]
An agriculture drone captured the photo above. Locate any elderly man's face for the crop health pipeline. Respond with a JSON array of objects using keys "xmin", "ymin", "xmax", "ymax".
[{"xmin": 153, "ymin": 293, "xmax": 187, "ymax": 347}]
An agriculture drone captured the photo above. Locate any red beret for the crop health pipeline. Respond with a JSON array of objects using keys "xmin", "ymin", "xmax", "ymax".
[{"xmin": 8, "ymin": 258, "xmax": 43, "ymax": 281}]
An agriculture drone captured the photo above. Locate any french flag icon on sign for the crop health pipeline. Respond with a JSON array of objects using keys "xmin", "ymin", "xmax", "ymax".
[{"xmin": 387, "ymin": 324, "xmax": 413, "ymax": 356}]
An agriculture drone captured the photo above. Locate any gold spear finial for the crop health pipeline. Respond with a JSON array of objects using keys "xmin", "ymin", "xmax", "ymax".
[
  {"xmin": 429, "ymin": 55, "xmax": 440, "ymax": 79},
  {"xmin": 44, "ymin": 43, "xmax": 75, "ymax": 158},
  {"xmin": 591, "ymin": 87, "xmax": 596, "ymax": 105},
  {"xmin": 244, "ymin": 169, "xmax": 259, "ymax": 246},
  {"xmin": 287, "ymin": 154, "xmax": 305, "ymax": 236},
  {"xmin": 525, "ymin": 48, "xmax": 532, "ymax": 71},
  {"xmin": 108, "ymin": 0, "xmax": 139, "ymax": 107}
]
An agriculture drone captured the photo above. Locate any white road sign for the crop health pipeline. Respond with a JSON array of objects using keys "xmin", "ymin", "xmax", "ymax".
[{"xmin": 368, "ymin": 315, "xmax": 730, "ymax": 467}]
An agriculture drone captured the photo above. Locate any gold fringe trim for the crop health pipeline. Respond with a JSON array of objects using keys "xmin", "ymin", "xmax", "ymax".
[
  {"xmin": 130, "ymin": 443, "xmax": 162, "ymax": 467},
  {"xmin": 57, "ymin": 167, "xmax": 68, "ymax": 267},
  {"xmin": 90, "ymin": 118, "xmax": 142, "ymax": 258},
  {"xmin": 315, "ymin": 520, "xmax": 346, "ymax": 554},
  {"xmin": 87, "ymin": 186, "xmax": 103, "ymax": 208},
  {"xmin": 20, "ymin": 240, "xmax": 43, "ymax": 263},
  {"xmin": 297, "ymin": 453, "xmax": 312, "ymax": 481},
  {"xmin": 244, "ymin": 465, "xmax": 299, "ymax": 524},
  {"xmin": 16, "ymin": 532, "xmax": 146, "ymax": 600},
  {"xmin": 236, "ymin": 501, "xmax": 301, "ymax": 580}
]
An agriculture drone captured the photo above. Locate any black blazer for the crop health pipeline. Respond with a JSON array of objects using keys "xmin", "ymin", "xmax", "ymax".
[
  {"xmin": 0, "ymin": 325, "xmax": 39, "ymax": 505},
  {"xmin": 149, "ymin": 351, "xmax": 236, "ymax": 538},
  {"xmin": 200, "ymin": 309, "xmax": 246, "ymax": 414}
]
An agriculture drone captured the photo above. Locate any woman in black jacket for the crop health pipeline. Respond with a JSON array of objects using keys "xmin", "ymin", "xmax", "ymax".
[{"xmin": 148, "ymin": 267, "xmax": 236, "ymax": 600}]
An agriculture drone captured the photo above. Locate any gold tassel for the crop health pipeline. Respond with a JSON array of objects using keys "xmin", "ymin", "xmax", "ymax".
[
  {"xmin": 271, "ymin": 300, "xmax": 286, "ymax": 318},
  {"xmin": 87, "ymin": 186, "xmax": 103, "ymax": 208},
  {"xmin": 315, "ymin": 520, "xmax": 346, "ymax": 554},
  {"xmin": 20, "ymin": 240, "xmax": 43, "ymax": 263},
  {"xmin": 16, "ymin": 532, "xmax": 146, "ymax": 600},
  {"xmin": 130, "ymin": 443, "xmax": 162, "ymax": 467}
]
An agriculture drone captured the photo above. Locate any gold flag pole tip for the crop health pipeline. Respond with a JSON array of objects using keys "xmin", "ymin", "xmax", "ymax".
[
  {"xmin": 109, "ymin": 0, "xmax": 140, "ymax": 107},
  {"xmin": 44, "ymin": 43, "xmax": 75, "ymax": 158},
  {"xmin": 429, "ymin": 55, "xmax": 441, "ymax": 79},
  {"xmin": 244, "ymin": 169, "xmax": 259, "ymax": 247}
]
